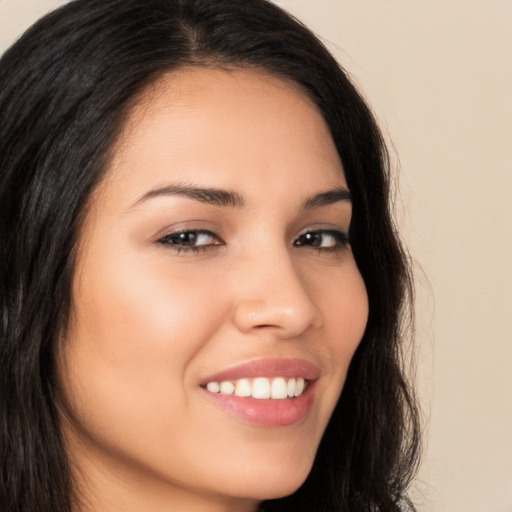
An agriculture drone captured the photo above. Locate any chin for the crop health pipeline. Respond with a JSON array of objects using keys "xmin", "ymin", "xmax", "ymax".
[
  {"xmin": 250, "ymin": 478, "xmax": 307, "ymax": 501},
  {"xmin": 221, "ymin": 454, "xmax": 314, "ymax": 501}
]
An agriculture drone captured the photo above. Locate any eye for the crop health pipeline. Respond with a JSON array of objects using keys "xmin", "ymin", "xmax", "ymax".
[
  {"xmin": 156, "ymin": 229, "xmax": 223, "ymax": 254},
  {"xmin": 294, "ymin": 229, "xmax": 350, "ymax": 252}
]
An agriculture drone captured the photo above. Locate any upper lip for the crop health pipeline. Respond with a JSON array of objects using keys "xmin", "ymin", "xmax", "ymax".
[{"xmin": 200, "ymin": 358, "xmax": 320, "ymax": 385}]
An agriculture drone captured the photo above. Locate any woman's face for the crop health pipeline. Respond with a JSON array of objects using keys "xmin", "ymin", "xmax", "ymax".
[{"xmin": 58, "ymin": 68, "xmax": 368, "ymax": 511}]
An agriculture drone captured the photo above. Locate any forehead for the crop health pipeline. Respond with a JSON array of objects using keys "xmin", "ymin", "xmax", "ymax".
[{"xmin": 102, "ymin": 67, "xmax": 346, "ymax": 205}]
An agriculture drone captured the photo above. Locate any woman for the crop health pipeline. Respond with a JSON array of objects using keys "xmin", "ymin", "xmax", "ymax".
[{"xmin": 0, "ymin": 0, "xmax": 420, "ymax": 511}]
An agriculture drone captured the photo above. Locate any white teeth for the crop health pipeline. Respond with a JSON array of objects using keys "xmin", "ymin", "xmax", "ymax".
[
  {"xmin": 205, "ymin": 376, "xmax": 308, "ymax": 399},
  {"xmin": 271, "ymin": 377, "xmax": 288, "ymax": 399},
  {"xmin": 252, "ymin": 377, "xmax": 271, "ymax": 399},
  {"xmin": 234, "ymin": 378, "xmax": 252, "ymax": 397},
  {"xmin": 287, "ymin": 378, "xmax": 296, "ymax": 398},
  {"xmin": 295, "ymin": 377, "xmax": 305, "ymax": 397},
  {"xmin": 206, "ymin": 382, "xmax": 220, "ymax": 393},
  {"xmin": 220, "ymin": 381, "xmax": 235, "ymax": 395}
]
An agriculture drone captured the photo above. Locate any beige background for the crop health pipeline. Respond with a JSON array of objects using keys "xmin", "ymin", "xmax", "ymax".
[{"xmin": 1, "ymin": 1, "xmax": 511, "ymax": 511}]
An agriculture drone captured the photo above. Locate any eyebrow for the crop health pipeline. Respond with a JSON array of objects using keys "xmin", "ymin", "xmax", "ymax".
[
  {"xmin": 133, "ymin": 183, "xmax": 246, "ymax": 208},
  {"xmin": 301, "ymin": 187, "xmax": 352, "ymax": 210},
  {"xmin": 132, "ymin": 183, "xmax": 351, "ymax": 210}
]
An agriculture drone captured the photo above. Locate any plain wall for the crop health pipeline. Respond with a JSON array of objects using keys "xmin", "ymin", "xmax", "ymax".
[{"xmin": 1, "ymin": 1, "xmax": 511, "ymax": 511}]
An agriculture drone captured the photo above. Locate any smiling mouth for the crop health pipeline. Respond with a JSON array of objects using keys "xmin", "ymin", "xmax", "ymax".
[
  {"xmin": 201, "ymin": 376, "xmax": 308, "ymax": 400},
  {"xmin": 200, "ymin": 360, "xmax": 318, "ymax": 426}
]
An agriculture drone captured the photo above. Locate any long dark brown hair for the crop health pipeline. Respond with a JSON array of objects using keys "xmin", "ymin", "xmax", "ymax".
[{"xmin": 0, "ymin": 1, "xmax": 420, "ymax": 510}]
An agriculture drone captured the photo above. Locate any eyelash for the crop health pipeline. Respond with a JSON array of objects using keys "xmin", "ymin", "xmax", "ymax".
[
  {"xmin": 293, "ymin": 229, "xmax": 350, "ymax": 254},
  {"xmin": 156, "ymin": 229, "xmax": 222, "ymax": 255},
  {"xmin": 156, "ymin": 228, "xmax": 350, "ymax": 255}
]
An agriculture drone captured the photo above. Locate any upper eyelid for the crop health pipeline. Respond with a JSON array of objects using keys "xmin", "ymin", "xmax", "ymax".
[
  {"xmin": 297, "ymin": 226, "xmax": 348, "ymax": 234},
  {"xmin": 295, "ymin": 226, "xmax": 349, "ymax": 239},
  {"xmin": 154, "ymin": 223, "xmax": 223, "ymax": 241},
  {"xmin": 295, "ymin": 229, "xmax": 349, "ymax": 241},
  {"xmin": 157, "ymin": 228, "xmax": 222, "ymax": 242}
]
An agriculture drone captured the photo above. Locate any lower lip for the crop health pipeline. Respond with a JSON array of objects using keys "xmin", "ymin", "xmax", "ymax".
[{"xmin": 201, "ymin": 381, "xmax": 316, "ymax": 427}]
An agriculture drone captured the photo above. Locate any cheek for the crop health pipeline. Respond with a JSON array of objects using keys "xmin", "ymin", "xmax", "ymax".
[
  {"xmin": 334, "ymin": 271, "xmax": 368, "ymax": 351},
  {"xmin": 335, "ymin": 271, "xmax": 368, "ymax": 372},
  {"xmin": 309, "ymin": 264, "xmax": 368, "ymax": 403},
  {"xmin": 71, "ymin": 249, "xmax": 225, "ymax": 368},
  {"xmin": 313, "ymin": 262, "xmax": 368, "ymax": 352},
  {"xmin": 59, "ymin": 250, "xmax": 229, "ymax": 443}
]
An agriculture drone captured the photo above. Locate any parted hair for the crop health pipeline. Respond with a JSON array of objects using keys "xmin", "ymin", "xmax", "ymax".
[{"xmin": 0, "ymin": 1, "xmax": 420, "ymax": 510}]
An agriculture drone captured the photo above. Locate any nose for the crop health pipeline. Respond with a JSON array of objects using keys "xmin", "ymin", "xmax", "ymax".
[{"xmin": 231, "ymin": 249, "xmax": 323, "ymax": 339}]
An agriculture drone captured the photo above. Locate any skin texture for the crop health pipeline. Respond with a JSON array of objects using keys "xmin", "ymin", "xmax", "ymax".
[{"xmin": 57, "ymin": 68, "xmax": 369, "ymax": 512}]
